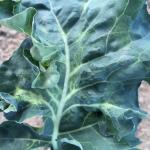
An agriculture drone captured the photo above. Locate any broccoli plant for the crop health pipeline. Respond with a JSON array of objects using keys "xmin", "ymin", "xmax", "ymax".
[{"xmin": 0, "ymin": 0, "xmax": 150, "ymax": 150}]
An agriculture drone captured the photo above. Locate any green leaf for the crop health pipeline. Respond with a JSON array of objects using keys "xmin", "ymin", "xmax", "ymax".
[
  {"xmin": 0, "ymin": 0, "xmax": 36, "ymax": 34},
  {"xmin": 131, "ymin": 3, "xmax": 150, "ymax": 40},
  {"xmin": 61, "ymin": 124, "xmax": 139, "ymax": 150},
  {"xmin": 59, "ymin": 138, "xmax": 83, "ymax": 150},
  {"xmin": 0, "ymin": 121, "xmax": 50, "ymax": 150},
  {"xmin": 0, "ymin": 0, "xmax": 149, "ymax": 150},
  {"xmin": 0, "ymin": 39, "xmax": 55, "ymax": 124},
  {"xmin": 0, "ymin": 92, "xmax": 18, "ymax": 113}
]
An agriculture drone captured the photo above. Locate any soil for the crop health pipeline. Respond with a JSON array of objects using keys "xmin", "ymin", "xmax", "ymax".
[
  {"xmin": 0, "ymin": 25, "xmax": 150, "ymax": 150},
  {"xmin": 0, "ymin": 26, "xmax": 25, "ymax": 64},
  {"xmin": 138, "ymin": 82, "xmax": 150, "ymax": 150}
]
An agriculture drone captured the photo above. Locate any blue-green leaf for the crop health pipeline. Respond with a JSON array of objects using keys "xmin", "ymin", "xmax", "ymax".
[{"xmin": 0, "ymin": 0, "xmax": 150, "ymax": 150}]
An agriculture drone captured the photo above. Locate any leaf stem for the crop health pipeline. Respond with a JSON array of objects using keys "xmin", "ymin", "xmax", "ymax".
[{"xmin": 48, "ymin": 1, "xmax": 70, "ymax": 149}]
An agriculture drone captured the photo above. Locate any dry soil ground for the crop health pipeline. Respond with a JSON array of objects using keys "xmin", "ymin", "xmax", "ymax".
[{"xmin": 0, "ymin": 25, "xmax": 150, "ymax": 150}]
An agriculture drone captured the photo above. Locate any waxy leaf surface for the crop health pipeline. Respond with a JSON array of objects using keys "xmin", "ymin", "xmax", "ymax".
[{"xmin": 0, "ymin": 0, "xmax": 150, "ymax": 150}]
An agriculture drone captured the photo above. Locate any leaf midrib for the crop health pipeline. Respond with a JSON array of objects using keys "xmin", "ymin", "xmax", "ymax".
[{"xmin": 48, "ymin": 0, "xmax": 71, "ymax": 149}]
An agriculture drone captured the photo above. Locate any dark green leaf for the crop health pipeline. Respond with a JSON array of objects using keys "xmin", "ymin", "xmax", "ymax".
[
  {"xmin": 0, "ymin": 0, "xmax": 149, "ymax": 150},
  {"xmin": 0, "ymin": 121, "xmax": 50, "ymax": 150}
]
